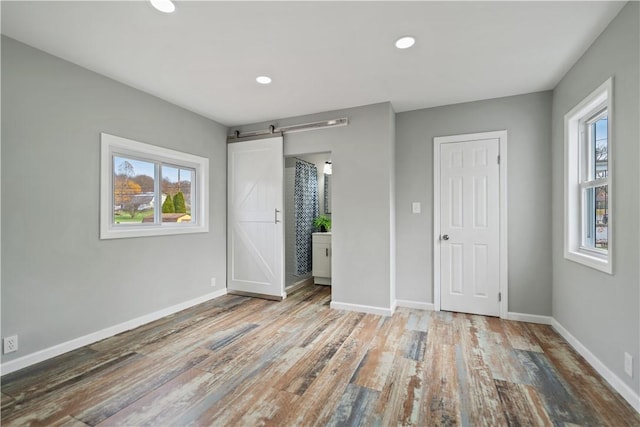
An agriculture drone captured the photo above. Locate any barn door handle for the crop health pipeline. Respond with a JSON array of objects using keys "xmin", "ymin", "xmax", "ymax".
[
  {"xmin": 275, "ymin": 209, "xmax": 281, "ymax": 224},
  {"xmin": 326, "ymin": 248, "xmax": 329, "ymax": 257}
]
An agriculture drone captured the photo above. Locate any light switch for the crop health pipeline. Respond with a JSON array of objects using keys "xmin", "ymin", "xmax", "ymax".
[{"xmin": 412, "ymin": 202, "xmax": 421, "ymax": 214}]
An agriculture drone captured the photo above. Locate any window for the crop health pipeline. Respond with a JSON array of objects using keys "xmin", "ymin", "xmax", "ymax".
[
  {"xmin": 100, "ymin": 133, "xmax": 208, "ymax": 239},
  {"xmin": 564, "ymin": 78, "xmax": 612, "ymax": 273}
]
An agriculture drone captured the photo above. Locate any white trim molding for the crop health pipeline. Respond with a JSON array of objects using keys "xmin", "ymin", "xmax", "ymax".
[
  {"xmin": 433, "ymin": 130, "xmax": 508, "ymax": 317},
  {"xmin": 552, "ymin": 318, "xmax": 640, "ymax": 412},
  {"xmin": 395, "ymin": 300, "xmax": 435, "ymax": 311},
  {"xmin": 506, "ymin": 312, "xmax": 552, "ymax": 325},
  {"xmin": 1, "ymin": 288, "xmax": 227, "ymax": 376},
  {"xmin": 100, "ymin": 133, "xmax": 210, "ymax": 240},
  {"xmin": 563, "ymin": 78, "xmax": 613, "ymax": 274},
  {"xmin": 330, "ymin": 301, "xmax": 393, "ymax": 317}
]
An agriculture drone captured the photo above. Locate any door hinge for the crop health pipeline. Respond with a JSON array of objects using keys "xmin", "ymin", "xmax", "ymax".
[
  {"xmin": 498, "ymin": 292, "xmax": 502, "ymax": 302},
  {"xmin": 497, "ymin": 155, "xmax": 500, "ymax": 165}
]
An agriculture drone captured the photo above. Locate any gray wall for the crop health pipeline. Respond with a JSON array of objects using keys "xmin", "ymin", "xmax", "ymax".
[
  {"xmin": 551, "ymin": 2, "xmax": 639, "ymax": 393},
  {"xmin": 234, "ymin": 102, "xmax": 396, "ymax": 310},
  {"xmin": 1, "ymin": 37, "xmax": 228, "ymax": 363},
  {"xmin": 395, "ymin": 91, "xmax": 553, "ymax": 316}
]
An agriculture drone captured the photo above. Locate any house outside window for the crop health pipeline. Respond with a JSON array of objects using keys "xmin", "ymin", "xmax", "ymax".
[
  {"xmin": 564, "ymin": 78, "xmax": 612, "ymax": 274},
  {"xmin": 100, "ymin": 133, "xmax": 209, "ymax": 239}
]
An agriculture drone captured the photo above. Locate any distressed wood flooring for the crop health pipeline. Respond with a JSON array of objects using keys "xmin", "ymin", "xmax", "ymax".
[{"xmin": 1, "ymin": 285, "xmax": 638, "ymax": 426}]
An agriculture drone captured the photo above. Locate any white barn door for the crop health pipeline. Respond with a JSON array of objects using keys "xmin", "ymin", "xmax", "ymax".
[
  {"xmin": 228, "ymin": 136, "xmax": 285, "ymax": 299},
  {"xmin": 435, "ymin": 131, "xmax": 506, "ymax": 317}
]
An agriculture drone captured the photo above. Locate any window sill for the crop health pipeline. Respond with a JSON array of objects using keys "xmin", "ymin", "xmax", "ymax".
[
  {"xmin": 564, "ymin": 250, "xmax": 612, "ymax": 274},
  {"xmin": 100, "ymin": 223, "xmax": 208, "ymax": 240}
]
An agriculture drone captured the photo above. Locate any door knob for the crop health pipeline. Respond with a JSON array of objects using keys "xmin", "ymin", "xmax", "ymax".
[{"xmin": 442, "ymin": 234, "xmax": 449, "ymax": 241}]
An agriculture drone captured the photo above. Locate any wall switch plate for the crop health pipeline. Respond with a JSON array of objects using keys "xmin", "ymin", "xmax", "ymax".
[
  {"xmin": 3, "ymin": 335, "xmax": 18, "ymax": 354},
  {"xmin": 412, "ymin": 202, "xmax": 421, "ymax": 214},
  {"xmin": 211, "ymin": 277, "xmax": 216, "ymax": 287},
  {"xmin": 624, "ymin": 352, "xmax": 633, "ymax": 377}
]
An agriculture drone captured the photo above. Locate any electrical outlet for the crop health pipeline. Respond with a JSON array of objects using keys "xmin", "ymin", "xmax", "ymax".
[
  {"xmin": 624, "ymin": 352, "xmax": 633, "ymax": 377},
  {"xmin": 3, "ymin": 335, "xmax": 18, "ymax": 354},
  {"xmin": 211, "ymin": 277, "xmax": 216, "ymax": 287},
  {"xmin": 412, "ymin": 202, "xmax": 421, "ymax": 214}
]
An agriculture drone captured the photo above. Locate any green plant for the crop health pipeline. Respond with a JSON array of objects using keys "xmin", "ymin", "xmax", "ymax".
[
  {"xmin": 162, "ymin": 194, "xmax": 175, "ymax": 213},
  {"xmin": 313, "ymin": 215, "xmax": 332, "ymax": 232},
  {"xmin": 173, "ymin": 192, "xmax": 187, "ymax": 213}
]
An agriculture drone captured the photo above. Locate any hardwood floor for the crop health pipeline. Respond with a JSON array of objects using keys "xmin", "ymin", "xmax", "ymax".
[{"xmin": 1, "ymin": 285, "xmax": 638, "ymax": 426}]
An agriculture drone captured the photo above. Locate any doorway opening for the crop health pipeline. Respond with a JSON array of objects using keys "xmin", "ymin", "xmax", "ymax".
[{"xmin": 284, "ymin": 152, "xmax": 332, "ymax": 294}]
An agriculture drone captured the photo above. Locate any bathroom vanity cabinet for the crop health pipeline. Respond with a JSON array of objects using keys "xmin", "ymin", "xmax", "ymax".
[{"xmin": 312, "ymin": 232, "xmax": 331, "ymax": 285}]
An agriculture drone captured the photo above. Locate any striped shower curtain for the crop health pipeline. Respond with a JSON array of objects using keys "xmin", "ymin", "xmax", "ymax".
[{"xmin": 294, "ymin": 160, "xmax": 319, "ymax": 276}]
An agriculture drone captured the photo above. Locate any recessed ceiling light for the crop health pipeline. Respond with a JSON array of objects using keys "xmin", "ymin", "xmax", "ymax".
[
  {"xmin": 256, "ymin": 76, "xmax": 272, "ymax": 85},
  {"xmin": 395, "ymin": 36, "xmax": 416, "ymax": 49},
  {"xmin": 150, "ymin": 0, "xmax": 175, "ymax": 13}
]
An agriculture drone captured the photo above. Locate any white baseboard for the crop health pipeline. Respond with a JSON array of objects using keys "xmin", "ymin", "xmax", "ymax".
[
  {"xmin": 551, "ymin": 318, "xmax": 640, "ymax": 412},
  {"xmin": 395, "ymin": 299, "xmax": 435, "ymax": 311},
  {"xmin": 1, "ymin": 288, "xmax": 228, "ymax": 376},
  {"xmin": 330, "ymin": 301, "xmax": 393, "ymax": 316},
  {"xmin": 506, "ymin": 312, "xmax": 553, "ymax": 325}
]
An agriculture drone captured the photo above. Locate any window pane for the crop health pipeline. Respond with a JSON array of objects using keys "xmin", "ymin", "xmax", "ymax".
[
  {"xmin": 595, "ymin": 185, "xmax": 608, "ymax": 250},
  {"xmin": 583, "ymin": 185, "xmax": 608, "ymax": 251},
  {"xmin": 583, "ymin": 186, "xmax": 595, "ymax": 248},
  {"xmin": 113, "ymin": 156, "xmax": 156, "ymax": 224},
  {"xmin": 161, "ymin": 165, "xmax": 194, "ymax": 224},
  {"xmin": 593, "ymin": 116, "xmax": 608, "ymax": 179}
]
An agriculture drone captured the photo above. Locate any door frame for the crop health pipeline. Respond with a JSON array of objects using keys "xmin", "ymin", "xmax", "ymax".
[{"xmin": 433, "ymin": 130, "xmax": 508, "ymax": 317}]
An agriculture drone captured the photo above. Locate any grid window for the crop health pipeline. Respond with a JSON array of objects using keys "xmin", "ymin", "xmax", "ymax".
[
  {"xmin": 564, "ymin": 78, "xmax": 612, "ymax": 274},
  {"xmin": 580, "ymin": 113, "xmax": 608, "ymax": 251}
]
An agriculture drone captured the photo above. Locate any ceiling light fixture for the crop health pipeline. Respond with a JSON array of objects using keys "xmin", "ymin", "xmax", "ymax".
[
  {"xmin": 395, "ymin": 36, "xmax": 416, "ymax": 49},
  {"xmin": 150, "ymin": 0, "xmax": 175, "ymax": 13},
  {"xmin": 256, "ymin": 76, "xmax": 272, "ymax": 85}
]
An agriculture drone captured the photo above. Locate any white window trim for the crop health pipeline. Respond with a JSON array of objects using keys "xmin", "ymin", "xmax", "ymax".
[
  {"xmin": 564, "ymin": 78, "xmax": 613, "ymax": 274},
  {"xmin": 100, "ymin": 133, "xmax": 209, "ymax": 239}
]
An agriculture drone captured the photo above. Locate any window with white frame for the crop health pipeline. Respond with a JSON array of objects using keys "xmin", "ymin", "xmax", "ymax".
[
  {"xmin": 100, "ymin": 133, "xmax": 209, "ymax": 239},
  {"xmin": 564, "ymin": 78, "xmax": 612, "ymax": 273}
]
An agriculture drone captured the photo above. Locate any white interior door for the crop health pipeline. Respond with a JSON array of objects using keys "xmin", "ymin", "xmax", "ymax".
[
  {"xmin": 228, "ymin": 136, "xmax": 284, "ymax": 299},
  {"xmin": 438, "ymin": 135, "xmax": 501, "ymax": 316}
]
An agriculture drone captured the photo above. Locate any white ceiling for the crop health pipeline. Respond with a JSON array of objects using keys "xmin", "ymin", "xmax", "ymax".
[{"xmin": 1, "ymin": 1, "xmax": 625, "ymax": 126}]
